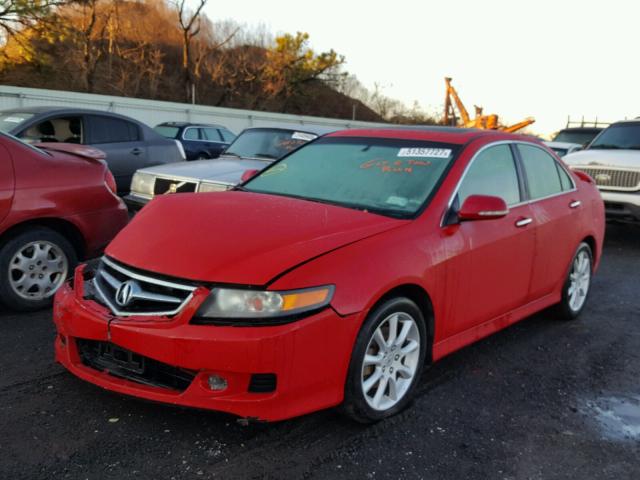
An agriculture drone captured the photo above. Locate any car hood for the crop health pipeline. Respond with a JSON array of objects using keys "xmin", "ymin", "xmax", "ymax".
[
  {"xmin": 138, "ymin": 157, "xmax": 271, "ymax": 184},
  {"xmin": 563, "ymin": 149, "xmax": 640, "ymax": 169},
  {"xmin": 106, "ymin": 191, "xmax": 406, "ymax": 285}
]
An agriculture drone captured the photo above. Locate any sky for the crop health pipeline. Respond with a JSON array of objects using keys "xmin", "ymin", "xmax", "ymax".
[{"xmin": 206, "ymin": 0, "xmax": 640, "ymax": 136}]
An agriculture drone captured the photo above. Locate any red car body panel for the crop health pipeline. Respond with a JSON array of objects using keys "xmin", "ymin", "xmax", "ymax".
[
  {"xmin": 0, "ymin": 136, "xmax": 129, "ymax": 257},
  {"xmin": 53, "ymin": 129, "xmax": 605, "ymax": 421},
  {"xmin": 106, "ymin": 192, "xmax": 405, "ymax": 284}
]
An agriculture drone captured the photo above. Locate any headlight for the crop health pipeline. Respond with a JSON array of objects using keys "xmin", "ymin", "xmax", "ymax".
[
  {"xmin": 195, "ymin": 286, "xmax": 334, "ymax": 320},
  {"xmin": 198, "ymin": 182, "xmax": 230, "ymax": 193},
  {"xmin": 130, "ymin": 172, "xmax": 155, "ymax": 196}
]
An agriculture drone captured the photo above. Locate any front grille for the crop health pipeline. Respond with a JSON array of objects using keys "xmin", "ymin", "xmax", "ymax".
[
  {"xmin": 154, "ymin": 177, "xmax": 198, "ymax": 195},
  {"xmin": 77, "ymin": 339, "xmax": 196, "ymax": 391},
  {"xmin": 92, "ymin": 257, "xmax": 196, "ymax": 316},
  {"xmin": 573, "ymin": 167, "xmax": 640, "ymax": 191}
]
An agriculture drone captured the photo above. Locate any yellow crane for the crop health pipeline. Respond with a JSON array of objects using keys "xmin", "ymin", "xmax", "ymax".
[{"xmin": 443, "ymin": 77, "xmax": 535, "ymax": 133}]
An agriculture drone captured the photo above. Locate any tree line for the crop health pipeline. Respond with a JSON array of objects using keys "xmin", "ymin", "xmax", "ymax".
[{"xmin": 0, "ymin": 0, "xmax": 437, "ymax": 123}]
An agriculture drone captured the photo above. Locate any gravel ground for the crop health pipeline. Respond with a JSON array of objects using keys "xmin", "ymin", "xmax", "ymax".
[{"xmin": 1, "ymin": 223, "xmax": 638, "ymax": 480}]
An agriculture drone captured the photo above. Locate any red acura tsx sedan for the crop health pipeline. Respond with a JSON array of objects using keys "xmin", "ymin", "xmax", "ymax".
[{"xmin": 53, "ymin": 127, "xmax": 605, "ymax": 422}]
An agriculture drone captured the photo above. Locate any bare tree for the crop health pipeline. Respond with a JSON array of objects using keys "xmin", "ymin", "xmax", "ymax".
[
  {"xmin": 0, "ymin": 0, "xmax": 65, "ymax": 40},
  {"xmin": 173, "ymin": 0, "xmax": 207, "ymax": 102}
]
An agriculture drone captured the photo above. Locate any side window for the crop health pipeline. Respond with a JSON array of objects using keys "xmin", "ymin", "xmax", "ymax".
[
  {"xmin": 458, "ymin": 144, "xmax": 521, "ymax": 206},
  {"xmin": 202, "ymin": 128, "xmax": 222, "ymax": 141},
  {"xmin": 518, "ymin": 144, "xmax": 566, "ymax": 199},
  {"xmin": 183, "ymin": 128, "xmax": 199, "ymax": 140},
  {"xmin": 219, "ymin": 128, "xmax": 235, "ymax": 142},
  {"xmin": 89, "ymin": 116, "xmax": 140, "ymax": 144},
  {"xmin": 22, "ymin": 116, "xmax": 83, "ymax": 143},
  {"xmin": 555, "ymin": 163, "xmax": 574, "ymax": 191}
]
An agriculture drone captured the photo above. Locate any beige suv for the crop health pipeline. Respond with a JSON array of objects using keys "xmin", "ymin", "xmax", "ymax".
[{"xmin": 563, "ymin": 120, "xmax": 640, "ymax": 223}]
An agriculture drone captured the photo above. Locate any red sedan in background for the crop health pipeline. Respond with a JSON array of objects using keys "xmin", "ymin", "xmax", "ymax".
[
  {"xmin": 53, "ymin": 128, "xmax": 604, "ymax": 422},
  {"xmin": 0, "ymin": 134, "xmax": 128, "ymax": 311}
]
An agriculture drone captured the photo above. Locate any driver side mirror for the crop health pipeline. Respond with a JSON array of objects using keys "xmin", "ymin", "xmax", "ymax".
[
  {"xmin": 458, "ymin": 194, "xmax": 509, "ymax": 221},
  {"xmin": 241, "ymin": 169, "xmax": 259, "ymax": 182}
]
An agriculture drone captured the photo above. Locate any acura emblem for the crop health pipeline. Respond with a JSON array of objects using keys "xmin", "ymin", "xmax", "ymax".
[{"xmin": 115, "ymin": 280, "xmax": 137, "ymax": 307}]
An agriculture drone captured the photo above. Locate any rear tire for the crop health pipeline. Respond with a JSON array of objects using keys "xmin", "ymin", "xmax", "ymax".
[
  {"xmin": 0, "ymin": 228, "xmax": 78, "ymax": 311},
  {"xmin": 342, "ymin": 297, "xmax": 427, "ymax": 423},
  {"xmin": 553, "ymin": 242, "xmax": 593, "ymax": 320}
]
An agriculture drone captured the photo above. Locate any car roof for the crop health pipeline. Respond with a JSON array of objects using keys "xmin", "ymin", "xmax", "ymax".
[
  {"xmin": 557, "ymin": 127, "xmax": 603, "ymax": 133},
  {"xmin": 156, "ymin": 121, "xmax": 228, "ymax": 129},
  {"xmin": 328, "ymin": 126, "xmax": 531, "ymax": 145},
  {"xmin": 610, "ymin": 119, "xmax": 640, "ymax": 126},
  {"xmin": 0, "ymin": 106, "xmax": 145, "ymax": 123}
]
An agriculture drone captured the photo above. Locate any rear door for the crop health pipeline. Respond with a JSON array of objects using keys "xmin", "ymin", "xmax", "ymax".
[
  {"xmin": 516, "ymin": 144, "xmax": 582, "ymax": 300},
  {"xmin": 86, "ymin": 115, "xmax": 148, "ymax": 194},
  {"xmin": 202, "ymin": 127, "xmax": 228, "ymax": 158},
  {"xmin": 0, "ymin": 141, "xmax": 15, "ymax": 225}
]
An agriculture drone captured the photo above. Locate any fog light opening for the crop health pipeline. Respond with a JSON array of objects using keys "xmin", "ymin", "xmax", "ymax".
[{"xmin": 207, "ymin": 374, "xmax": 228, "ymax": 391}]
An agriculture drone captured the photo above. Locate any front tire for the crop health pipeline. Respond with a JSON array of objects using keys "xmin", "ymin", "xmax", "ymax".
[
  {"xmin": 342, "ymin": 297, "xmax": 427, "ymax": 423},
  {"xmin": 0, "ymin": 228, "xmax": 77, "ymax": 311},
  {"xmin": 554, "ymin": 242, "xmax": 593, "ymax": 320}
]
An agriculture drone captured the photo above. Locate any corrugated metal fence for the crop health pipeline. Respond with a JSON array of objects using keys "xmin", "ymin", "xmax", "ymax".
[{"xmin": 0, "ymin": 85, "xmax": 385, "ymax": 133}]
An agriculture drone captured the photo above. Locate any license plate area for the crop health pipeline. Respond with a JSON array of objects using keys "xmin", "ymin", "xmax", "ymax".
[{"xmin": 97, "ymin": 343, "xmax": 146, "ymax": 375}]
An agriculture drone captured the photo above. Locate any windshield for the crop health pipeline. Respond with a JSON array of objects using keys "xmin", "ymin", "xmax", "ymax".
[
  {"xmin": 553, "ymin": 130, "xmax": 600, "ymax": 146},
  {"xmin": 589, "ymin": 123, "xmax": 640, "ymax": 150},
  {"xmin": 225, "ymin": 129, "xmax": 317, "ymax": 160},
  {"xmin": 0, "ymin": 112, "xmax": 34, "ymax": 133},
  {"xmin": 154, "ymin": 125, "xmax": 180, "ymax": 139},
  {"xmin": 243, "ymin": 137, "xmax": 458, "ymax": 218}
]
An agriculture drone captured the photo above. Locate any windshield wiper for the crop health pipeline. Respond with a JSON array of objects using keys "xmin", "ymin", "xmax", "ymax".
[
  {"xmin": 253, "ymin": 152, "xmax": 278, "ymax": 159},
  {"xmin": 222, "ymin": 151, "xmax": 242, "ymax": 158}
]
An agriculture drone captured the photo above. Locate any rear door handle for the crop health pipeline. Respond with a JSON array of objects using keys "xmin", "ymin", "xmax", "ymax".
[
  {"xmin": 515, "ymin": 217, "xmax": 533, "ymax": 228},
  {"xmin": 131, "ymin": 148, "xmax": 143, "ymax": 156},
  {"xmin": 569, "ymin": 200, "xmax": 581, "ymax": 209}
]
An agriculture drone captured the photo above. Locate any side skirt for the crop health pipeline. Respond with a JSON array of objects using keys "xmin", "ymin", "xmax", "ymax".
[{"xmin": 432, "ymin": 293, "xmax": 560, "ymax": 362}]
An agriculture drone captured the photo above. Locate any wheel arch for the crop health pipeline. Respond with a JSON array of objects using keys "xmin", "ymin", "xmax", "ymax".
[
  {"xmin": 581, "ymin": 235, "xmax": 597, "ymax": 264},
  {"xmin": 0, "ymin": 218, "xmax": 87, "ymax": 260},
  {"xmin": 368, "ymin": 283, "xmax": 435, "ymax": 364}
]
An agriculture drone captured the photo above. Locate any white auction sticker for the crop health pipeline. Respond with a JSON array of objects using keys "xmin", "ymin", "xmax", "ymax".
[
  {"xmin": 3, "ymin": 117, "xmax": 24, "ymax": 123},
  {"xmin": 292, "ymin": 132, "xmax": 318, "ymax": 141},
  {"xmin": 397, "ymin": 148, "xmax": 451, "ymax": 158}
]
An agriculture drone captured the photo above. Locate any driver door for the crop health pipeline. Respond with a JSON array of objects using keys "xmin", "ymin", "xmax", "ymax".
[{"xmin": 445, "ymin": 143, "xmax": 536, "ymax": 336}]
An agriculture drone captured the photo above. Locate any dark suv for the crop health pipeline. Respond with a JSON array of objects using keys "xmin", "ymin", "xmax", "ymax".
[
  {"xmin": 0, "ymin": 107, "xmax": 185, "ymax": 194},
  {"xmin": 552, "ymin": 127, "xmax": 603, "ymax": 147},
  {"xmin": 154, "ymin": 122, "xmax": 236, "ymax": 160}
]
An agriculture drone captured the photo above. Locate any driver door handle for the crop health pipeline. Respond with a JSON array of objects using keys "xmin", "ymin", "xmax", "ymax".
[
  {"xmin": 515, "ymin": 217, "xmax": 533, "ymax": 228},
  {"xmin": 130, "ymin": 148, "xmax": 143, "ymax": 156},
  {"xmin": 569, "ymin": 200, "xmax": 581, "ymax": 209}
]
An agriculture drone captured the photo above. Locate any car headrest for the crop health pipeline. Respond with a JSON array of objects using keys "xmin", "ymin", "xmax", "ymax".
[
  {"xmin": 38, "ymin": 121, "xmax": 55, "ymax": 136},
  {"xmin": 69, "ymin": 118, "xmax": 81, "ymax": 135}
]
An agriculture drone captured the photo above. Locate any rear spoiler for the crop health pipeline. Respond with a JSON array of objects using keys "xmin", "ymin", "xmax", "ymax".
[{"xmin": 35, "ymin": 142, "xmax": 107, "ymax": 162}]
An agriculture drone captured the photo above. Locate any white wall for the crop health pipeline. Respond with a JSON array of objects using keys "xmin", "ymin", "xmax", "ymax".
[{"xmin": 0, "ymin": 85, "xmax": 385, "ymax": 134}]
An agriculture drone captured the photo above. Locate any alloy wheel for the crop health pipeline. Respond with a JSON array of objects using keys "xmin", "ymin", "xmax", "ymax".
[
  {"xmin": 568, "ymin": 249, "xmax": 591, "ymax": 312},
  {"xmin": 361, "ymin": 312, "xmax": 421, "ymax": 411},
  {"xmin": 8, "ymin": 241, "xmax": 69, "ymax": 300}
]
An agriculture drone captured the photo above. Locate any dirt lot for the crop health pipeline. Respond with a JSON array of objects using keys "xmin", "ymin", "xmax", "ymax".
[{"xmin": 1, "ymin": 224, "xmax": 638, "ymax": 480}]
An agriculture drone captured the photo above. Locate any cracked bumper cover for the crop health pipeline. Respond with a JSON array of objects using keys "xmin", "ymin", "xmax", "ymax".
[{"xmin": 53, "ymin": 275, "xmax": 362, "ymax": 422}]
